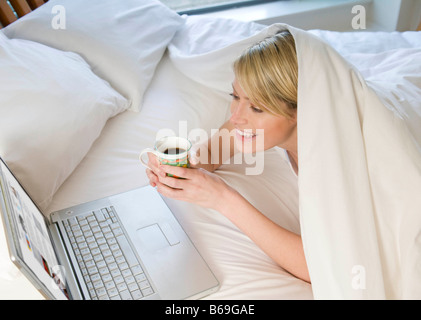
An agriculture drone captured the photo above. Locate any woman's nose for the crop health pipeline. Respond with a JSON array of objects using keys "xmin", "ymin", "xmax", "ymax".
[{"xmin": 230, "ymin": 103, "xmax": 248, "ymax": 125}]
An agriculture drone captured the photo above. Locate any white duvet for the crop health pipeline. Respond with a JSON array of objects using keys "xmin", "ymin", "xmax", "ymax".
[
  {"xmin": 292, "ymin": 28, "xmax": 421, "ymax": 299},
  {"xmin": 1, "ymin": 16, "xmax": 420, "ymax": 299}
]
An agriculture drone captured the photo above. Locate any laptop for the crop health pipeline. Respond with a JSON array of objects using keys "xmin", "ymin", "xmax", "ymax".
[{"xmin": 0, "ymin": 157, "xmax": 219, "ymax": 300}]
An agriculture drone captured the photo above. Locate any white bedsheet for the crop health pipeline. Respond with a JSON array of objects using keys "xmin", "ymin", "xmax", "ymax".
[{"xmin": 1, "ymin": 16, "xmax": 420, "ymax": 299}]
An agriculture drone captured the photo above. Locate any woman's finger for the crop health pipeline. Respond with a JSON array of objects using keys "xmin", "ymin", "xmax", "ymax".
[
  {"xmin": 159, "ymin": 164, "xmax": 195, "ymax": 180},
  {"xmin": 157, "ymin": 172, "xmax": 189, "ymax": 190},
  {"xmin": 155, "ymin": 180, "xmax": 185, "ymax": 200},
  {"xmin": 188, "ymin": 145, "xmax": 200, "ymax": 166},
  {"xmin": 145, "ymin": 168, "xmax": 158, "ymax": 187},
  {"xmin": 147, "ymin": 153, "xmax": 159, "ymax": 170}
]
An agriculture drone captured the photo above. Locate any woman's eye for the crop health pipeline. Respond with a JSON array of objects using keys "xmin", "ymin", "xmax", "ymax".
[
  {"xmin": 229, "ymin": 93, "xmax": 240, "ymax": 100},
  {"xmin": 251, "ymin": 106, "xmax": 263, "ymax": 113}
]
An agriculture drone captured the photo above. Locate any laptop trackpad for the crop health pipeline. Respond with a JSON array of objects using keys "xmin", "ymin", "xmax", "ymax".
[{"xmin": 136, "ymin": 223, "xmax": 180, "ymax": 252}]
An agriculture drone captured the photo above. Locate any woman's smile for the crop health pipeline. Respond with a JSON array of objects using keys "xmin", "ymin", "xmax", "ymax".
[{"xmin": 235, "ymin": 128, "xmax": 257, "ymax": 141}]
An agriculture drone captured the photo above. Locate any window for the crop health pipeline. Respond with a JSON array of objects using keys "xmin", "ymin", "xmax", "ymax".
[{"xmin": 160, "ymin": 0, "xmax": 284, "ymax": 15}]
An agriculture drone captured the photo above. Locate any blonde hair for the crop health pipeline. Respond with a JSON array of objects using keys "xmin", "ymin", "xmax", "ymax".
[{"xmin": 233, "ymin": 30, "xmax": 298, "ymax": 119}]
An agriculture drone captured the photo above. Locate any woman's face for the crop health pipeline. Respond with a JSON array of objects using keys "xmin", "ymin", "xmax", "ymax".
[{"xmin": 230, "ymin": 79, "xmax": 297, "ymax": 153}]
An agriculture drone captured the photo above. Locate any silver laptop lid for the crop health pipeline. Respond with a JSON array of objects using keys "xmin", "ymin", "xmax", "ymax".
[{"xmin": 0, "ymin": 158, "xmax": 69, "ymax": 300}]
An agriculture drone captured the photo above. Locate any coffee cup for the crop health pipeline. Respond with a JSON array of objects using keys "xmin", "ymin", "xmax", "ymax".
[{"xmin": 139, "ymin": 136, "xmax": 191, "ymax": 177}]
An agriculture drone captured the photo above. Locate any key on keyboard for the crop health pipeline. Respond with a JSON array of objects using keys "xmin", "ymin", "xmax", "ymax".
[{"xmin": 63, "ymin": 206, "xmax": 154, "ymax": 300}]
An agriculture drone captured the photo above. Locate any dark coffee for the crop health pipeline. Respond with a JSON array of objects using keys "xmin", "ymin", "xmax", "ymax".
[{"xmin": 163, "ymin": 148, "xmax": 185, "ymax": 155}]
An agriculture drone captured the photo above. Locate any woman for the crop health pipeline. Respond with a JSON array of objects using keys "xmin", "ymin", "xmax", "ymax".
[{"xmin": 145, "ymin": 30, "xmax": 310, "ymax": 283}]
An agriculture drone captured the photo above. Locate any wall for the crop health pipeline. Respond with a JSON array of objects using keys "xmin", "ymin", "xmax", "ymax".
[
  {"xmin": 201, "ymin": 0, "xmax": 421, "ymax": 31},
  {"xmin": 396, "ymin": 0, "xmax": 421, "ymax": 31},
  {"xmin": 369, "ymin": 0, "xmax": 421, "ymax": 31}
]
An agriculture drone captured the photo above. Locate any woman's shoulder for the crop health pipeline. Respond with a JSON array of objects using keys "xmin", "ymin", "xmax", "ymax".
[
  {"xmin": 274, "ymin": 147, "xmax": 298, "ymax": 177},
  {"xmin": 274, "ymin": 147, "xmax": 290, "ymax": 163}
]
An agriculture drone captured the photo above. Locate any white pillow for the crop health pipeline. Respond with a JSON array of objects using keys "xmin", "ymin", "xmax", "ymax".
[
  {"xmin": 3, "ymin": 0, "xmax": 185, "ymax": 112},
  {"xmin": 168, "ymin": 16, "xmax": 266, "ymax": 94},
  {"xmin": 0, "ymin": 33, "xmax": 129, "ymax": 212}
]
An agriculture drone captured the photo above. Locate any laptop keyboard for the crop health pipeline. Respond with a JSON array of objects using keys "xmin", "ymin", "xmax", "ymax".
[{"xmin": 63, "ymin": 206, "xmax": 154, "ymax": 300}]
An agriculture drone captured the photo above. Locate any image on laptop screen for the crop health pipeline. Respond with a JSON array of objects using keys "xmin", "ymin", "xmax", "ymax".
[{"xmin": 0, "ymin": 160, "xmax": 68, "ymax": 299}]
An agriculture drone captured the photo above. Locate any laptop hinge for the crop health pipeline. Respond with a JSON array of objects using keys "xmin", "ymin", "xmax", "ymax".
[{"xmin": 48, "ymin": 222, "xmax": 87, "ymax": 300}]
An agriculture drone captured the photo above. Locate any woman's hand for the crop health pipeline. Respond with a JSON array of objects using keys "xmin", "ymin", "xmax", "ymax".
[
  {"xmin": 145, "ymin": 142, "xmax": 215, "ymax": 188},
  {"xmin": 144, "ymin": 137, "xmax": 233, "ymax": 210},
  {"xmin": 145, "ymin": 152, "xmax": 160, "ymax": 188},
  {"xmin": 153, "ymin": 164, "xmax": 236, "ymax": 212},
  {"xmin": 144, "ymin": 147, "xmax": 310, "ymax": 283}
]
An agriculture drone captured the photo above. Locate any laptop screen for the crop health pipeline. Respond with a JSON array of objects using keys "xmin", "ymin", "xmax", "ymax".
[{"xmin": 0, "ymin": 159, "xmax": 68, "ymax": 300}]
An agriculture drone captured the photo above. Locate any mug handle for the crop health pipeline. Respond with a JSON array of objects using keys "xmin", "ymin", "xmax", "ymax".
[{"xmin": 139, "ymin": 148, "xmax": 158, "ymax": 170}]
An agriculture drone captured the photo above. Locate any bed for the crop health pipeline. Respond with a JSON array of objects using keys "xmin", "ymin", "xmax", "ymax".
[{"xmin": 0, "ymin": 0, "xmax": 420, "ymax": 300}]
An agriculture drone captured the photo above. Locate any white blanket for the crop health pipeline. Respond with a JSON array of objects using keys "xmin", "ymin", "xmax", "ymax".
[
  {"xmin": 168, "ymin": 21, "xmax": 421, "ymax": 299},
  {"xmin": 292, "ymin": 27, "xmax": 421, "ymax": 299}
]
